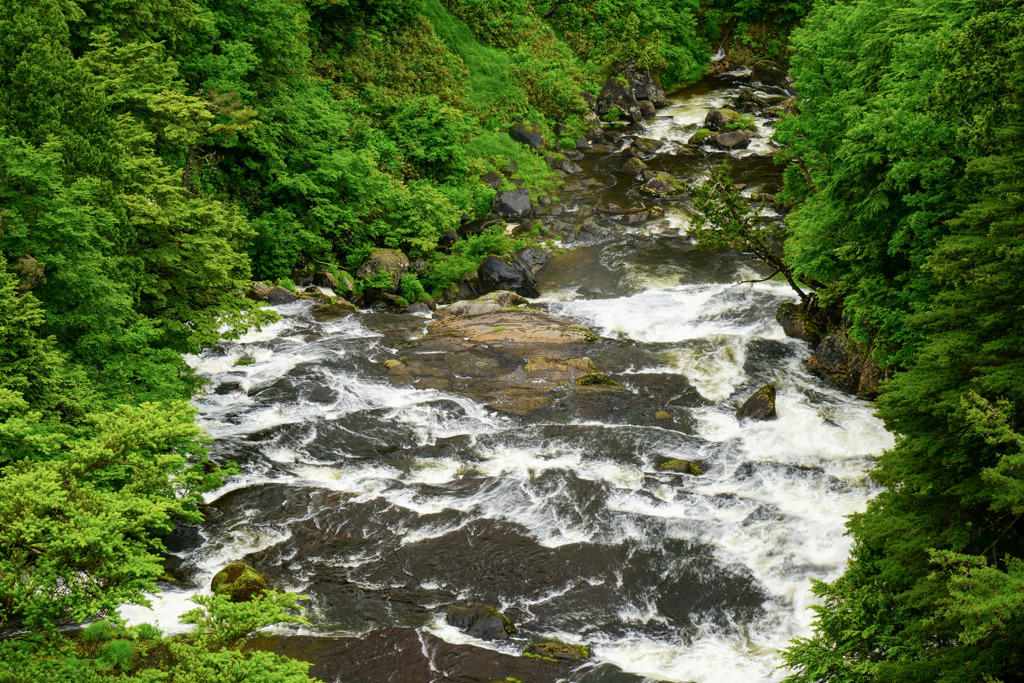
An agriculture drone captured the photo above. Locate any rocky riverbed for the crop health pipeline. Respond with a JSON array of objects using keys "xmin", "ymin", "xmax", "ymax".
[{"xmin": 123, "ymin": 68, "xmax": 894, "ymax": 683}]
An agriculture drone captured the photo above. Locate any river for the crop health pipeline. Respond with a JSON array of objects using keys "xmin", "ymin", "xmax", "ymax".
[{"xmin": 123, "ymin": 69, "xmax": 894, "ymax": 682}]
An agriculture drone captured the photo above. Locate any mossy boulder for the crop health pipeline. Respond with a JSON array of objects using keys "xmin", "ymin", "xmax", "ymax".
[
  {"xmin": 736, "ymin": 384, "xmax": 777, "ymax": 420},
  {"xmin": 621, "ymin": 156, "xmax": 648, "ymax": 174},
  {"xmin": 211, "ymin": 563, "xmax": 268, "ymax": 602},
  {"xmin": 640, "ymin": 172, "xmax": 686, "ymax": 198},
  {"xmin": 687, "ymin": 128, "xmax": 714, "ymax": 145},
  {"xmin": 446, "ymin": 603, "xmax": 517, "ymax": 640},
  {"xmin": 658, "ymin": 459, "xmax": 702, "ymax": 475},
  {"xmin": 704, "ymin": 107, "xmax": 740, "ymax": 132},
  {"xmin": 632, "ymin": 137, "xmax": 664, "ymax": 154},
  {"xmin": 356, "ymin": 248, "xmax": 410, "ymax": 293},
  {"xmin": 775, "ymin": 302, "xmax": 824, "ymax": 345},
  {"xmin": 524, "ymin": 642, "xmax": 591, "ymax": 663},
  {"xmin": 575, "ymin": 372, "xmax": 620, "ymax": 387}
]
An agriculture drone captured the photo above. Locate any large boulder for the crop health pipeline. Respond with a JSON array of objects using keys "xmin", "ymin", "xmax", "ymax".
[
  {"xmin": 508, "ymin": 122, "xmax": 544, "ymax": 149},
  {"xmin": 267, "ymin": 286, "xmax": 299, "ymax": 305},
  {"xmin": 711, "ymin": 130, "xmax": 753, "ymax": 150},
  {"xmin": 619, "ymin": 57, "xmax": 668, "ymax": 106},
  {"xmin": 688, "ymin": 128, "xmax": 714, "ymax": 145},
  {"xmin": 735, "ymin": 87, "xmax": 768, "ymax": 113},
  {"xmin": 356, "ymin": 248, "xmax": 409, "ymax": 292},
  {"xmin": 776, "ymin": 302, "xmax": 824, "ymax": 345},
  {"xmin": 492, "ymin": 188, "xmax": 532, "ymax": 218},
  {"xmin": 632, "ymin": 137, "xmax": 665, "ymax": 154},
  {"xmin": 704, "ymin": 108, "xmax": 741, "ymax": 132},
  {"xmin": 312, "ymin": 270, "xmax": 338, "ymax": 290},
  {"xmin": 807, "ymin": 321, "xmax": 885, "ymax": 396},
  {"xmin": 446, "ymin": 603, "xmax": 517, "ymax": 640},
  {"xmin": 752, "ymin": 60, "xmax": 795, "ymax": 93},
  {"xmin": 247, "ymin": 281, "xmax": 271, "ymax": 302},
  {"xmin": 658, "ymin": 459, "xmax": 703, "ymax": 475},
  {"xmin": 478, "ymin": 255, "xmax": 539, "ymax": 298},
  {"xmin": 736, "ymin": 385, "xmax": 777, "ymax": 420},
  {"xmin": 621, "ymin": 156, "xmax": 648, "ymax": 174},
  {"xmin": 596, "ymin": 77, "xmax": 642, "ymax": 123},
  {"xmin": 211, "ymin": 563, "xmax": 268, "ymax": 602}
]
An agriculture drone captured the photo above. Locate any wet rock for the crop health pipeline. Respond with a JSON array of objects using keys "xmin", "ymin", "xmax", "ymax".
[
  {"xmin": 312, "ymin": 270, "xmax": 338, "ymax": 291},
  {"xmin": 437, "ymin": 291, "xmax": 528, "ymax": 319},
  {"xmin": 524, "ymin": 641, "xmax": 591, "ymax": 662},
  {"xmin": 658, "ymin": 459, "xmax": 703, "ymax": 475},
  {"xmin": 688, "ymin": 128, "xmax": 714, "ymax": 145},
  {"xmin": 478, "ymin": 255, "xmax": 539, "ymax": 298},
  {"xmin": 405, "ymin": 302, "xmax": 431, "ymax": 316},
  {"xmin": 735, "ymin": 87, "xmax": 768, "ymax": 113},
  {"xmin": 621, "ymin": 156, "xmax": 648, "ymax": 174},
  {"xmin": 807, "ymin": 321, "xmax": 885, "ymax": 397},
  {"xmin": 655, "ymin": 410, "xmax": 672, "ymax": 420},
  {"xmin": 632, "ymin": 137, "xmax": 664, "ymax": 154},
  {"xmin": 596, "ymin": 77, "xmax": 642, "ymax": 123},
  {"xmin": 640, "ymin": 171, "xmax": 686, "ymax": 198},
  {"xmin": 211, "ymin": 562, "xmax": 268, "ymax": 602},
  {"xmin": 598, "ymin": 130, "xmax": 624, "ymax": 145},
  {"xmin": 575, "ymin": 136, "xmax": 592, "ymax": 152},
  {"xmin": 736, "ymin": 384, "xmax": 777, "ymax": 420},
  {"xmin": 356, "ymin": 248, "xmax": 410, "ymax": 292},
  {"xmin": 508, "ymin": 121, "xmax": 544, "ymax": 149},
  {"xmin": 513, "ymin": 246, "xmax": 551, "ymax": 274},
  {"xmin": 620, "ymin": 57, "xmax": 668, "ymax": 106},
  {"xmin": 247, "ymin": 281, "xmax": 271, "ymax": 302},
  {"xmin": 492, "ymin": 188, "xmax": 532, "ymax": 219},
  {"xmin": 704, "ymin": 107, "xmax": 740, "ymax": 132},
  {"xmin": 674, "ymin": 144, "xmax": 703, "ymax": 157},
  {"xmin": 267, "ymin": 285, "xmax": 299, "ymax": 305},
  {"xmin": 546, "ymin": 154, "xmax": 583, "ymax": 174},
  {"xmin": 381, "ymin": 359, "xmax": 404, "ymax": 369},
  {"xmin": 446, "ymin": 603, "xmax": 517, "ymax": 640},
  {"xmin": 711, "ymin": 130, "xmax": 753, "ymax": 150},
  {"xmin": 638, "ymin": 100, "xmax": 656, "ymax": 116},
  {"xmin": 752, "ymin": 59, "xmax": 795, "ymax": 93},
  {"xmin": 776, "ymin": 302, "xmax": 823, "ymax": 345}
]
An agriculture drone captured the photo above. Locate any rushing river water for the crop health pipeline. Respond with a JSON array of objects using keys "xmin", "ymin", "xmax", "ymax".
[{"xmin": 124, "ymin": 70, "xmax": 894, "ymax": 682}]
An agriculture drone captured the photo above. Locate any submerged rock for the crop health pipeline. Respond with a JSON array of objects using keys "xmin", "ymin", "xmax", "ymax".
[
  {"xmin": 575, "ymin": 371, "xmax": 621, "ymax": 387},
  {"xmin": 524, "ymin": 641, "xmax": 591, "ymax": 662},
  {"xmin": 211, "ymin": 563, "xmax": 268, "ymax": 602},
  {"xmin": 312, "ymin": 300, "xmax": 358, "ymax": 321},
  {"xmin": 446, "ymin": 603, "xmax": 517, "ymax": 640},
  {"xmin": 736, "ymin": 385, "xmax": 777, "ymax": 420}
]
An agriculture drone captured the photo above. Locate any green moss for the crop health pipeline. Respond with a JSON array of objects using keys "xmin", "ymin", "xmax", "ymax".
[
  {"xmin": 234, "ymin": 356, "xmax": 255, "ymax": 367},
  {"xmin": 576, "ymin": 372, "xmax": 620, "ymax": 387},
  {"xmin": 688, "ymin": 127, "xmax": 713, "ymax": 145},
  {"xmin": 658, "ymin": 459, "xmax": 702, "ymax": 475}
]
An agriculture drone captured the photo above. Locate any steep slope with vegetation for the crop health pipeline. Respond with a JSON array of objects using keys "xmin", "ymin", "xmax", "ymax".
[{"xmin": 774, "ymin": 0, "xmax": 1024, "ymax": 679}]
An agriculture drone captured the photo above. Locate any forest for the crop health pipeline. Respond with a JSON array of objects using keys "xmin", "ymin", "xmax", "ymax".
[{"xmin": 0, "ymin": 0, "xmax": 1021, "ymax": 680}]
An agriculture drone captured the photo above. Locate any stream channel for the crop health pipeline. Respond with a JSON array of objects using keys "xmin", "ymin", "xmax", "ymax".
[{"xmin": 124, "ymin": 69, "xmax": 894, "ymax": 682}]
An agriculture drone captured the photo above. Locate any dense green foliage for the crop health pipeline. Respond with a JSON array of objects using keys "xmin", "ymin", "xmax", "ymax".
[{"xmin": 775, "ymin": 0, "xmax": 1024, "ymax": 679}]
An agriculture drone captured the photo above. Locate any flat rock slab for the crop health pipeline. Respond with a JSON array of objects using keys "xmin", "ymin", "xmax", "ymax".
[{"xmin": 244, "ymin": 629, "xmax": 646, "ymax": 683}]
